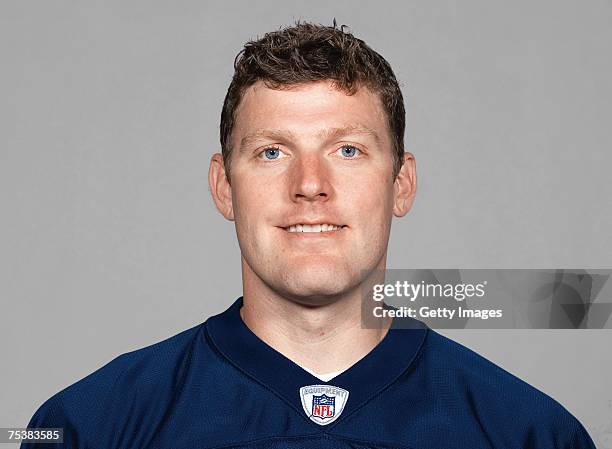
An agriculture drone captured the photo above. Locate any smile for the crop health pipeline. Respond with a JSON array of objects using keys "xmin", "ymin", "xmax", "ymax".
[{"xmin": 283, "ymin": 224, "xmax": 346, "ymax": 233}]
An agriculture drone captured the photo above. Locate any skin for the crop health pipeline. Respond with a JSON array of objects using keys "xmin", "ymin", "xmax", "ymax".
[{"xmin": 209, "ymin": 80, "xmax": 416, "ymax": 374}]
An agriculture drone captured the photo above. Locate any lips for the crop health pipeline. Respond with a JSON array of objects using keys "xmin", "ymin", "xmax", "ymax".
[{"xmin": 284, "ymin": 224, "xmax": 345, "ymax": 233}]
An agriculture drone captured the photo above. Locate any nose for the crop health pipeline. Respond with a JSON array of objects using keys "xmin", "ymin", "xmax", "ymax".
[{"xmin": 289, "ymin": 154, "xmax": 333, "ymax": 203}]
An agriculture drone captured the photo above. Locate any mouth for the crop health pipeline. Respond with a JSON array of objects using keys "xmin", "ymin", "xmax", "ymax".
[{"xmin": 281, "ymin": 223, "xmax": 348, "ymax": 233}]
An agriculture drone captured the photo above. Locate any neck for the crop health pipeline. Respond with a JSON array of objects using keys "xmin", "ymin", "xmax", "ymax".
[{"xmin": 240, "ymin": 258, "xmax": 392, "ymax": 375}]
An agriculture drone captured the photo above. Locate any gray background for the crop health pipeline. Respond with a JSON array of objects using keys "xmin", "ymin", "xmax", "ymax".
[{"xmin": 1, "ymin": 0, "xmax": 611, "ymax": 445}]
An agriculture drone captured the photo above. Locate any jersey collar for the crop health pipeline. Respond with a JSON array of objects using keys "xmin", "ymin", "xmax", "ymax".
[{"xmin": 205, "ymin": 297, "xmax": 428, "ymax": 427}]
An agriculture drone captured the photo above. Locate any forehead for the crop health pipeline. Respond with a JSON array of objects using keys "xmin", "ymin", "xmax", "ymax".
[{"xmin": 231, "ymin": 80, "xmax": 390, "ymax": 146}]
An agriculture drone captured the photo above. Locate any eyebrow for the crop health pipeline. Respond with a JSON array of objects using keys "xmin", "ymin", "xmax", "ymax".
[{"xmin": 238, "ymin": 123, "xmax": 381, "ymax": 150}]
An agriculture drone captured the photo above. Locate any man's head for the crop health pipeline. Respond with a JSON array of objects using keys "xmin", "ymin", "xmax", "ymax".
[
  {"xmin": 209, "ymin": 22, "xmax": 416, "ymax": 305},
  {"xmin": 220, "ymin": 21, "xmax": 407, "ymax": 182}
]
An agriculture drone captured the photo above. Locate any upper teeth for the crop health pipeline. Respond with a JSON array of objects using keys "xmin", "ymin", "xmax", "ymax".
[{"xmin": 286, "ymin": 224, "xmax": 342, "ymax": 233}]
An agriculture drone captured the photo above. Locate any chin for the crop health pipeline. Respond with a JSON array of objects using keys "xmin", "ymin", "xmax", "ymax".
[{"xmin": 276, "ymin": 265, "xmax": 359, "ymax": 304}]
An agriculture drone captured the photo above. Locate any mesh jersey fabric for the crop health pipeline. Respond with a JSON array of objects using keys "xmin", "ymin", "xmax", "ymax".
[{"xmin": 22, "ymin": 297, "xmax": 596, "ymax": 449}]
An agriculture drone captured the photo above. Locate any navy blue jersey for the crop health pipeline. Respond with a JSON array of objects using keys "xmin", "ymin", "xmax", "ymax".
[{"xmin": 23, "ymin": 297, "xmax": 595, "ymax": 448}]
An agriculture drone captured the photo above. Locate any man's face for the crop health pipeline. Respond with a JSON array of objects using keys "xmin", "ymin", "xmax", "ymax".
[{"xmin": 215, "ymin": 80, "xmax": 413, "ymax": 304}]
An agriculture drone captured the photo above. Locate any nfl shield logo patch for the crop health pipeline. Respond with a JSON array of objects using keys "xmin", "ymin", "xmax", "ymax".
[
  {"xmin": 312, "ymin": 394, "xmax": 335, "ymax": 418},
  {"xmin": 299, "ymin": 385, "xmax": 349, "ymax": 425}
]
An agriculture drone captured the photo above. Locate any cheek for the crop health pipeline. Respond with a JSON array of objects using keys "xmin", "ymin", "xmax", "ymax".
[
  {"xmin": 232, "ymin": 171, "xmax": 268, "ymax": 221},
  {"xmin": 231, "ymin": 177, "xmax": 282, "ymax": 250},
  {"xmin": 357, "ymin": 182, "xmax": 395, "ymax": 262},
  {"xmin": 346, "ymin": 170, "xmax": 395, "ymax": 221},
  {"xmin": 231, "ymin": 179, "xmax": 262, "ymax": 244}
]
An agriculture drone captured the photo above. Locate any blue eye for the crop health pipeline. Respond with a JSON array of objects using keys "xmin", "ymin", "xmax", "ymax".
[
  {"xmin": 340, "ymin": 145, "xmax": 360, "ymax": 158},
  {"xmin": 261, "ymin": 147, "xmax": 281, "ymax": 160}
]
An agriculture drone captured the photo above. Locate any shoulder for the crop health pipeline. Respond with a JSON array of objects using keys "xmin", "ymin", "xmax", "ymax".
[
  {"xmin": 24, "ymin": 323, "xmax": 207, "ymax": 447},
  {"xmin": 416, "ymin": 329, "xmax": 595, "ymax": 448},
  {"xmin": 421, "ymin": 329, "xmax": 563, "ymax": 410}
]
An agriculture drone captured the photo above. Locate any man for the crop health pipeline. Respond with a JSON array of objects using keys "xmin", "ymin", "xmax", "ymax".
[{"xmin": 23, "ymin": 22, "xmax": 595, "ymax": 448}]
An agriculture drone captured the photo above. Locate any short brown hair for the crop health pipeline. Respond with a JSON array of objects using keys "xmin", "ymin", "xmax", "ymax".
[{"xmin": 220, "ymin": 20, "xmax": 406, "ymax": 181}]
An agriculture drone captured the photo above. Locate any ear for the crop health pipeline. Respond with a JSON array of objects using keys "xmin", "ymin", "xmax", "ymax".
[
  {"xmin": 393, "ymin": 152, "xmax": 417, "ymax": 217},
  {"xmin": 208, "ymin": 153, "xmax": 234, "ymax": 221}
]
